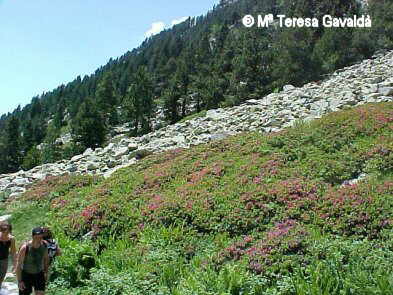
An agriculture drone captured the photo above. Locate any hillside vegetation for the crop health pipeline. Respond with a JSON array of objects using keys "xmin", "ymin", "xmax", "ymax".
[
  {"xmin": 4, "ymin": 102, "xmax": 392, "ymax": 294},
  {"xmin": 1, "ymin": 0, "xmax": 393, "ymax": 174}
]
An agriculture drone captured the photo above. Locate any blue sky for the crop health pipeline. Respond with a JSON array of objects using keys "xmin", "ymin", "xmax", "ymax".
[{"xmin": 0, "ymin": 0, "xmax": 219, "ymax": 116}]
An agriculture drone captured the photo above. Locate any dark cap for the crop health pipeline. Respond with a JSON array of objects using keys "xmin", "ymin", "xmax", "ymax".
[{"xmin": 32, "ymin": 227, "xmax": 44, "ymax": 236}]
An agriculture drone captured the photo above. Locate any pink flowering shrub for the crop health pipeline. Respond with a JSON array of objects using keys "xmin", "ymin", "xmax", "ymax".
[
  {"xmin": 316, "ymin": 181, "xmax": 393, "ymax": 237},
  {"xmin": 219, "ymin": 220, "xmax": 308, "ymax": 274}
]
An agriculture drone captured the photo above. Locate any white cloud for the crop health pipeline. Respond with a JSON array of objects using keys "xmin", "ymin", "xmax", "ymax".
[
  {"xmin": 171, "ymin": 16, "xmax": 188, "ymax": 26},
  {"xmin": 144, "ymin": 16, "xmax": 188, "ymax": 39},
  {"xmin": 144, "ymin": 21, "xmax": 165, "ymax": 38}
]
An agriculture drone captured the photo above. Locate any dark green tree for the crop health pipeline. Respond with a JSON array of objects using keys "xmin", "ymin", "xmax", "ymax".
[
  {"xmin": 174, "ymin": 59, "xmax": 191, "ymax": 117},
  {"xmin": 30, "ymin": 97, "xmax": 42, "ymax": 119},
  {"xmin": 71, "ymin": 98, "xmax": 107, "ymax": 149},
  {"xmin": 228, "ymin": 28, "xmax": 272, "ymax": 105},
  {"xmin": 53, "ymin": 97, "xmax": 67, "ymax": 129},
  {"xmin": 201, "ymin": 73, "xmax": 226, "ymax": 109},
  {"xmin": 271, "ymin": 28, "xmax": 317, "ymax": 89},
  {"xmin": 369, "ymin": 0, "xmax": 393, "ymax": 50},
  {"xmin": 95, "ymin": 71, "xmax": 118, "ymax": 125},
  {"xmin": 163, "ymin": 82, "xmax": 181, "ymax": 124},
  {"xmin": 3, "ymin": 116, "xmax": 21, "ymax": 172},
  {"xmin": 124, "ymin": 66, "xmax": 154, "ymax": 135},
  {"xmin": 313, "ymin": 28, "xmax": 357, "ymax": 74},
  {"xmin": 21, "ymin": 146, "xmax": 41, "ymax": 170}
]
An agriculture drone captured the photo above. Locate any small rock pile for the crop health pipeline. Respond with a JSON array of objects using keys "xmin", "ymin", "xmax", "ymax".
[{"xmin": 1, "ymin": 50, "xmax": 393, "ymax": 199}]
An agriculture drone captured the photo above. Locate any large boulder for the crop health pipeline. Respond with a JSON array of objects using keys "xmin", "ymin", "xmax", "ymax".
[
  {"xmin": 128, "ymin": 143, "xmax": 138, "ymax": 151},
  {"xmin": 379, "ymin": 87, "xmax": 393, "ymax": 96},
  {"xmin": 113, "ymin": 147, "xmax": 129, "ymax": 160},
  {"xmin": 283, "ymin": 85, "xmax": 296, "ymax": 91},
  {"xmin": 130, "ymin": 149, "xmax": 153, "ymax": 160}
]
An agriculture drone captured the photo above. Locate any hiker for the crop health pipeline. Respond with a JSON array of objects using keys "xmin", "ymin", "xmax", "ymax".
[
  {"xmin": 16, "ymin": 227, "xmax": 49, "ymax": 295},
  {"xmin": 41, "ymin": 227, "xmax": 61, "ymax": 265},
  {"xmin": 0, "ymin": 222, "xmax": 16, "ymax": 290}
]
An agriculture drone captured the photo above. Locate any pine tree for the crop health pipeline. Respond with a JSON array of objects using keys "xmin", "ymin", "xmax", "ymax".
[
  {"xmin": 163, "ymin": 82, "xmax": 181, "ymax": 124},
  {"xmin": 53, "ymin": 97, "xmax": 67, "ymax": 129},
  {"xmin": 369, "ymin": 0, "xmax": 393, "ymax": 50},
  {"xmin": 21, "ymin": 146, "xmax": 41, "ymax": 170},
  {"xmin": 71, "ymin": 98, "xmax": 107, "ymax": 149},
  {"xmin": 3, "ymin": 116, "xmax": 21, "ymax": 172},
  {"xmin": 173, "ymin": 59, "xmax": 190, "ymax": 117},
  {"xmin": 202, "ymin": 74, "xmax": 225, "ymax": 109},
  {"xmin": 30, "ymin": 97, "xmax": 42, "ymax": 119},
  {"xmin": 95, "ymin": 71, "xmax": 118, "ymax": 125},
  {"xmin": 313, "ymin": 28, "xmax": 356, "ymax": 74},
  {"xmin": 21, "ymin": 121, "xmax": 35, "ymax": 152},
  {"xmin": 229, "ymin": 28, "xmax": 271, "ymax": 104},
  {"xmin": 271, "ymin": 28, "xmax": 317, "ymax": 88},
  {"xmin": 124, "ymin": 66, "xmax": 154, "ymax": 135}
]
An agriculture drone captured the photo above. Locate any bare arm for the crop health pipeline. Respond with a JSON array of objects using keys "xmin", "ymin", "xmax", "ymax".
[
  {"xmin": 10, "ymin": 236, "xmax": 17, "ymax": 270},
  {"xmin": 16, "ymin": 244, "xmax": 26, "ymax": 283},
  {"xmin": 43, "ymin": 247, "xmax": 49, "ymax": 274}
]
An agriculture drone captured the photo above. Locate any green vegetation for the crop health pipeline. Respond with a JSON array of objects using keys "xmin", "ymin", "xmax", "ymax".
[
  {"xmin": 6, "ymin": 202, "xmax": 50, "ymax": 244},
  {"xmin": 1, "ymin": 0, "xmax": 393, "ymax": 174},
  {"xmin": 124, "ymin": 66, "xmax": 155, "ymax": 136},
  {"xmin": 3, "ymin": 103, "xmax": 391, "ymax": 294},
  {"xmin": 178, "ymin": 110, "xmax": 207, "ymax": 123}
]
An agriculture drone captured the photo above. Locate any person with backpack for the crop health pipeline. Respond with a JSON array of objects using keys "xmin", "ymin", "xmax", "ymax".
[
  {"xmin": 16, "ymin": 227, "xmax": 49, "ymax": 295},
  {"xmin": 0, "ymin": 222, "xmax": 16, "ymax": 291},
  {"xmin": 41, "ymin": 227, "xmax": 61, "ymax": 265}
]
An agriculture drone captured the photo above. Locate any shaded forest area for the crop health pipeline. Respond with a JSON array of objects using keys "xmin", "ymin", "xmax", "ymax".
[{"xmin": 0, "ymin": 0, "xmax": 392, "ymax": 174}]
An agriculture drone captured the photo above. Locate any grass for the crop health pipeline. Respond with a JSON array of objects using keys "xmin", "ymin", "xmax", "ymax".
[
  {"xmin": 6, "ymin": 102, "xmax": 393, "ymax": 294},
  {"xmin": 7, "ymin": 202, "xmax": 51, "ymax": 245},
  {"xmin": 178, "ymin": 110, "xmax": 207, "ymax": 123}
]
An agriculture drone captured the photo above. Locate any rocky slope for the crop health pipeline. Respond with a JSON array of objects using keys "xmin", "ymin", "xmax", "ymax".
[{"xmin": 1, "ymin": 50, "xmax": 393, "ymax": 199}]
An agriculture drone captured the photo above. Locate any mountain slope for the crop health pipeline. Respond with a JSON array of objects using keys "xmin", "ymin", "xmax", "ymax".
[
  {"xmin": 1, "ymin": 0, "xmax": 393, "ymax": 174},
  {"xmin": 3, "ymin": 100, "xmax": 390, "ymax": 294},
  {"xmin": 1, "ymin": 49, "xmax": 392, "ymax": 200}
]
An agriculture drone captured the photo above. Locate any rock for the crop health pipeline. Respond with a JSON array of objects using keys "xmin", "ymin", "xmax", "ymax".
[
  {"xmin": 128, "ymin": 143, "xmax": 138, "ymax": 151},
  {"xmin": 342, "ymin": 92, "xmax": 358, "ymax": 105},
  {"xmin": 328, "ymin": 99, "xmax": 342, "ymax": 111},
  {"xmin": 210, "ymin": 133, "xmax": 228, "ymax": 142},
  {"xmin": 365, "ymin": 77, "xmax": 383, "ymax": 84},
  {"xmin": 369, "ymin": 84, "xmax": 379, "ymax": 93},
  {"xmin": 170, "ymin": 135, "xmax": 186, "ymax": 144},
  {"xmin": 130, "ymin": 149, "xmax": 153, "ymax": 160},
  {"xmin": 113, "ymin": 147, "xmax": 129, "ymax": 159},
  {"xmin": 66, "ymin": 165, "xmax": 78, "ymax": 173},
  {"xmin": 206, "ymin": 109, "xmax": 226, "ymax": 121},
  {"xmin": 106, "ymin": 159, "xmax": 118, "ymax": 168},
  {"xmin": 10, "ymin": 186, "xmax": 25, "ymax": 194},
  {"xmin": 30, "ymin": 173, "xmax": 47, "ymax": 180},
  {"xmin": 104, "ymin": 143, "xmax": 115, "ymax": 153},
  {"xmin": 311, "ymin": 100, "xmax": 329, "ymax": 113},
  {"xmin": 342, "ymin": 173, "xmax": 368, "ymax": 186},
  {"xmin": 8, "ymin": 193, "xmax": 21, "ymax": 199},
  {"xmin": 71, "ymin": 154, "xmax": 84, "ymax": 162},
  {"xmin": 13, "ymin": 178, "xmax": 30, "ymax": 186},
  {"xmin": 87, "ymin": 162, "xmax": 99, "ymax": 171},
  {"xmin": 366, "ymin": 93, "xmax": 381, "ymax": 102},
  {"xmin": 378, "ymin": 87, "xmax": 393, "ymax": 96},
  {"xmin": 95, "ymin": 148, "xmax": 103, "ymax": 154},
  {"xmin": 82, "ymin": 231, "xmax": 94, "ymax": 240},
  {"xmin": 245, "ymin": 99, "xmax": 260, "ymax": 105},
  {"xmin": 83, "ymin": 148, "xmax": 93, "ymax": 156},
  {"xmin": 283, "ymin": 85, "xmax": 296, "ymax": 91}
]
